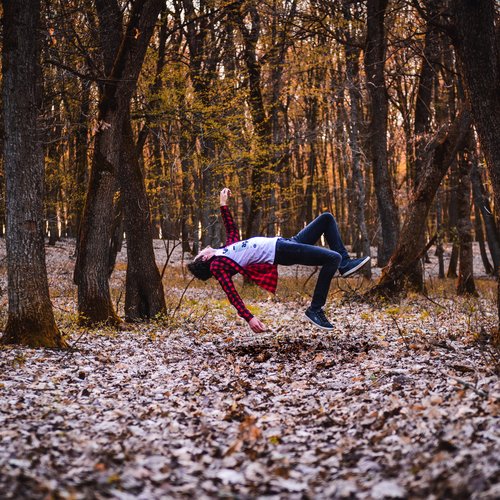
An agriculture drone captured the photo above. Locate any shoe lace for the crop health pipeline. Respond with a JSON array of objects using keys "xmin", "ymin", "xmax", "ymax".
[{"xmin": 317, "ymin": 310, "xmax": 329, "ymax": 324}]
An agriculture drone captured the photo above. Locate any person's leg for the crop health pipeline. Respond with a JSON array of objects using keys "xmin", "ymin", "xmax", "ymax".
[
  {"xmin": 275, "ymin": 239, "xmax": 341, "ymax": 310},
  {"xmin": 292, "ymin": 212, "xmax": 349, "ymax": 262}
]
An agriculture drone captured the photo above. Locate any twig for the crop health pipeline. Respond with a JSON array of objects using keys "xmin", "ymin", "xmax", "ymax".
[
  {"xmin": 447, "ymin": 374, "xmax": 489, "ymax": 398},
  {"xmin": 391, "ymin": 316, "xmax": 411, "ymax": 351},
  {"xmin": 60, "ymin": 329, "xmax": 89, "ymax": 360},
  {"xmin": 171, "ymin": 277, "xmax": 195, "ymax": 319},
  {"xmin": 115, "ymin": 289, "xmax": 123, "ymax": 312},
  {"xmin": 161, "ymin": 239, "xmax": 181, "ymax": 280},
  {"xmin": 422, "ymin": 290, "xmax": 446, "ymax": 309}
]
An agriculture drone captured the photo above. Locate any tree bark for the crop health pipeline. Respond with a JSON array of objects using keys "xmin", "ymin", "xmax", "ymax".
[
  {"xmin": 447, "ymin": 243, "xmax": 459, "ymax": 279},
  {"xmin": 450, "ymin": 2, "xmax": 500, "ymax": 205},
  {"xmin": 72, "ymin": 78, "xmax": 91, "ymax": 239},
  {"xmin": 449, "ymin": 0, "xmax": 500, "ymax": 325},
  {"xmin": 74, "ymin": 0, "xmax": 163, "ymax": 326},
  {"xmin": 409, "ymin": 7, "xmax": 439, "ymax": 284},
  {"xmin": 120, "ymin": 113, "xmax": 166, "ymax": 321},
  {"xmin": 344, "ymin": 17, "xmax": 371, "ymax": 276},
  {"xmin": 1, "ymin": 0, "xmax": 66, "ymax": 348},
  {"xmin": 447, "ymin": 162, "xmax": 459, "ymax": 278},
  {"xmin": 364, "ymin": 0, "xmax": 399, "ymax": 266},
  {"xmin": 456, "ymin": 131, "xmax": 476, "ymax": 295}
]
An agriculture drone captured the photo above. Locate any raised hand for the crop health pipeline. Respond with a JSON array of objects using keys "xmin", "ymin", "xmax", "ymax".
[{"xmin": 220, "ymin": 187, "xmax": 232, "ymax": 206}]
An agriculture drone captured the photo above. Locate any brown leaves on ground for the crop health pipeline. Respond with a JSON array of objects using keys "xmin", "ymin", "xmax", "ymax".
[{"xmin": 0, "ymin": 240, "xmax": 499, "ymax": 498}]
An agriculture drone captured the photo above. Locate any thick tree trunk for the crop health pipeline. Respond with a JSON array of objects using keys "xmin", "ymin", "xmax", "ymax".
[
  {"xmin": 1, "ymin": 0, "xmax": 66, "ymax": 348},
  {"xmin": 450, "ymin": 0, "xmax": 500, "ymax": 324},
  {"xmin": 369, "ymin": 111, "xmax": 471, "ymax": 297},
  {"xmin": 74, "ymin": 128, "xmax": 120, "ymax": 325},
  {"xmin": 120, "ymin": 115, "xmax": 166, "ymax": 321},
  {"xmin": 451, "ymin": 2, "xmax": 500, "ymax": 202},
  {"xmin": 74, "ymin": 0, "xmax": 163, "ymax": 326},
  {"xmin": 364, "ymin": 0, "xmax": 399, "ymax": 266}
]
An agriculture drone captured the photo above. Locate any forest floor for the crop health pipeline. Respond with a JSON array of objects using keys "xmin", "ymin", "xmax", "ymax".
[{"xmin": 0, "ymin": 240, "xmax": 499, "ymax": 499}]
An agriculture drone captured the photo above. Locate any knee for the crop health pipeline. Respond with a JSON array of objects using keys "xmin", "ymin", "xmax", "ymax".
[
  {"xmin": 327, "ymin": 251, "xmax": 341, "ymax": 267},
  {"xmin": 320, "ymin": 212, "xmax": 336, "ymax": 224}
]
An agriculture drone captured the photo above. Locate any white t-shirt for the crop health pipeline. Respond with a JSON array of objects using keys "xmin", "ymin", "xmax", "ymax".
[{"xmin": 214, "ymin": 237, "xmax": 279, "ymax": 268}]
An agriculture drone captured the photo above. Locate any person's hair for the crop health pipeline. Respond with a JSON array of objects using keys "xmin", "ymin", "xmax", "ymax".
[{"xmin": 187, "ymin": 258, "xmax": 213, "ymax": 281}]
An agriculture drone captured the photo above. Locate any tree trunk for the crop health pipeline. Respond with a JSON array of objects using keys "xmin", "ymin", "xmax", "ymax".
[
  {"xmin": 447, "ymin": 243, "xmax": 459, "ymax": 279},
  {"xmin": 369, "ymin": 111, "xmax": 472, "ymax": 297},
  {"xmin": 447, "ymin": 161, "xmax": 459, "ymax": 278},
  {"xmin": 449, "ymin": 0, "xmax": 500, "ymax": 325},
  {"xmin": 470, "ymin": 163, "xmax": 500, "ymax": 271},
  {"xmin": 345, "ymin": 37, "xmax": 371, "ymax": 277},
  {"xmin": 74, "ymin": 0, "xmax": 163, "ymax": 326},
  {"xmin": 1, "ymin": 0, "xmax": 65, "ymax": 348},
  {"xmin": 364, "ymin": 0, "xmax": 399, "ymax": 266},
  {"xmin": 120, "ymin": 114, "xmax": 166, "ymax": 321},
  {"xmin": 456, "ymin": 131, "xmax": 476, "ymax": 295},
  {"xmin": 410, "ymin": 10, "xmax": 439, "ymax": 283},
  {"xmin": 72, "ymin": 78, "xmax": 91, "ymax": 239},
  {"xmin": 234, "ymin": 4, "xmax": 273, "ymax": 238},
  {"xmin": 475, "ymin": 202, "xmax": 493, "ymax": 275},
  {"xmin": 435, "ymin": 192, "xmax": 445, "ymax": 279}
]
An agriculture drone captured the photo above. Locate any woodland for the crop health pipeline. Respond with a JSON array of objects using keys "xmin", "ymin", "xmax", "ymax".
[{"xmin": 0, "ymin": 0, "xmax": 499, "ymax": 498}]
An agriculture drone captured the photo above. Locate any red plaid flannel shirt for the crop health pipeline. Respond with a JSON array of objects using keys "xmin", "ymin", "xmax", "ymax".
[{"xmin": 210, "ymin": 205, "xmax": 278, "ymax": 322}]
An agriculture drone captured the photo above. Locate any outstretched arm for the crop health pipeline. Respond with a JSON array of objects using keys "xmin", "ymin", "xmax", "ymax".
[
  {"xmin": 219, "ymin": 188, "xmax": 239, "ymax": 245},
  {"xmin": 210, "ymin": 259, "xmax": 267, "ymax": 333},
  {"xmin": 210, "ymin": 259, "xmax": 253, "ymax": 322}
]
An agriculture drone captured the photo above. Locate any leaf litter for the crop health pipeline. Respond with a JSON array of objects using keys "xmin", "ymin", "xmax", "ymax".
[{"xmin": 0, "ymin": 240, "xmax": 499, "ymax": 499}]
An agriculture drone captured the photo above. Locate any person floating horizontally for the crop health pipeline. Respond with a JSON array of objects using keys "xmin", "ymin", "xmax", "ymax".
[{"xmin": 187, "ymin": 188, "xmax": 371, "ymax": 333}]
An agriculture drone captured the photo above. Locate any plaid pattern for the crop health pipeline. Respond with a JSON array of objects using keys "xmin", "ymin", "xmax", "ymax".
[{"xmin": 210, "ymin": 206, "xmax": 278, "ymax": 322}]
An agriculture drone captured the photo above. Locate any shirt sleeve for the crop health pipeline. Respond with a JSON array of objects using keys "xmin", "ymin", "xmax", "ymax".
[
  {"xmin": 210, "ymin": 259, "xmax": 253, "ymax": 322},
  {"xmin": 220, "ymin": 205, "xmax": 240, "ymax": 245}
]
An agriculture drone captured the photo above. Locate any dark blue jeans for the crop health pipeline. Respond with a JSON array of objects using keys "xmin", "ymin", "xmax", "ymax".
[{"xmin": 274, "ymin": 213, "xmax": 349, "ymax": 311}]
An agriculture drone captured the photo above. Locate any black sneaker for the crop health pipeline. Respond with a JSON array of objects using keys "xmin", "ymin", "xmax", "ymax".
[
  {"xmin": 305, "ymin": 308, "xmax": 334, "ymax": 331},
  {"xmin": 338, "ymin": 256, "xmax": 371, "ymax": 278}
]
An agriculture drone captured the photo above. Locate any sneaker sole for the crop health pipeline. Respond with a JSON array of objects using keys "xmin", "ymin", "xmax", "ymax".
[
  {"xmin": 304, "ymin": 314, "xmax": 334, "ymax": 331},
  {"xmin": 340, "ymin": 256, "xmax": 371, "ymax": 278}
]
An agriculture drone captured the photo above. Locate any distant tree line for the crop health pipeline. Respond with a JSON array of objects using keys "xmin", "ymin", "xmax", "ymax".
[{"xmin": 1, "ymin": 0, "xmax": 499, "ymax": 346}]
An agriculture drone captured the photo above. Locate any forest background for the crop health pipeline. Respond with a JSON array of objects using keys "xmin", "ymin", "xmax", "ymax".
[
  {"xmin": 0, "ymin": 0, "xmax": 499, "ymax": 498},
  {"xmin": 1, "ymin": 0, "xmax": 500, "ymax": 341}
]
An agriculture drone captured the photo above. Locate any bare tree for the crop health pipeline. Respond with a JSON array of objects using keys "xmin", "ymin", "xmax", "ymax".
[
  {"xmin": 74, "ymin": 0, "xmax": 164, "ymax": 325},
  {"xmin": 364, "ymin": 0, "xmax": 399, "ymax": 266},
  {"xmin": 369, "ymin": 111, "xmax": 471, "ymax": 296},
  {"xmin": 1, "ymin": 0, "xmax": 66, "ymax": 347}
]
